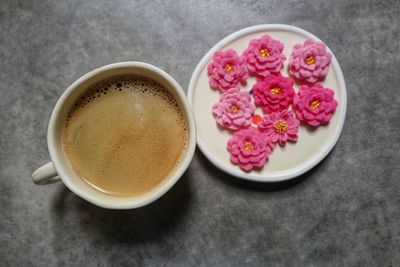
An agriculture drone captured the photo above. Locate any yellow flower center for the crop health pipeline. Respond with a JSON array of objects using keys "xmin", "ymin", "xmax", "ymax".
[
  {"xmin": 306, "ymin": 55, "xmax": 315, "ymax": 65},
  {"xmin": 225, "ymin": 64, "xmax": 234, "ymax": 72},
  {"xmin": 270, "ymin": 87, "xmax": 281, "ymax": 95},
  {"xmin": 310, "ymin": 100, "xmax": 320, "ymax": 109},
  {"xmin": 259, "ymin": 49, "xmax": 269, "ymax": 58},
  {"xmin": 244, "ymin": 142, "xmax": 254, "ymax": 151},
  {"xmin": 230, "ymin": 105, "xmax": 239, "ymax": 114},
  {"xmin": 274, "ymin": 119, "xmax": 288, "ymax": 133}
]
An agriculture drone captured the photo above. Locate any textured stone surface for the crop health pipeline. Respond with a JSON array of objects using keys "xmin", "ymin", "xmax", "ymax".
[{"xmin": 1, "ymin": 0, "xmax": 400, "ymax": 266}]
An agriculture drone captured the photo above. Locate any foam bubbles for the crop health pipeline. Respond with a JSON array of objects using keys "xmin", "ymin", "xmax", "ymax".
[{"xmin": 65, "ymin": 74, "xmax": 188, "ymax": 138}]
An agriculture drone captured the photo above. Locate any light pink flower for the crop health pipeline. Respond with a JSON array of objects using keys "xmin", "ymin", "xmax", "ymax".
[
  {"xmin": 207, "ymin": 49, "xmax": 248, "ymax": 92},
  {"xmin": 289, "ymin": 39, "xmax": 332, "ymax": 83},
  {"xmin": 258, "ymin": 110, "xmax": 300, "ymax": 146},
  {"xmin": 252, "ymin": 74, "xmax": 295, "ymax": 114},
  {"xmin": 227, "ymin": 127, "xmax": 272, "ymax": 172},
  {"xmin": 243, "ymin": 34, "xmax": 286, "ymax": 77},
  {"xmin": 212, "ymin": 89, "xmax": 255, "ymax": 131},
  {"xmin": 293, "ymin": 83, "xmax": 338, "ymax": 127}
]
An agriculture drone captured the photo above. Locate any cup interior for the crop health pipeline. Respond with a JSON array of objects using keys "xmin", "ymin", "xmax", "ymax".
[{"xmin": 48, "ymin": 62, "xmax": 196, "ymax": 209}]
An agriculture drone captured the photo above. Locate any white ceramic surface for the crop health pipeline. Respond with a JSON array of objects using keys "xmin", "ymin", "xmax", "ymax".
[
  {"xmin": 188, "ymin": 24, "xmax": 347, "ymax": 182},
  {"xmin": 32, "ymin": 62, "xmax": 197, "ymax": 209}
]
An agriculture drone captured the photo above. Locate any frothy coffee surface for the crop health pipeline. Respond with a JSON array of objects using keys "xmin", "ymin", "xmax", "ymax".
[{"xmin": 62, "ymin": 75, "xmax": 188, "ymax": 197}]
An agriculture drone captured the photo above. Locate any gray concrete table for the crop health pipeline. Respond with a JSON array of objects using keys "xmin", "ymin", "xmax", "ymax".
[{"xmin": 1, "ymin": 1, "xmax": 399, "ymax": 266}]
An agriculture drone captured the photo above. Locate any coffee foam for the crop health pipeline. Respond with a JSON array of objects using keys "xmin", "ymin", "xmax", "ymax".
[
  {"xmin": 66, "ymin": 75, "xmax": 186, "ymax": 129},
  {"xmin": 62, "ymin": 75, "xmax": 188, "ymax": 197}
]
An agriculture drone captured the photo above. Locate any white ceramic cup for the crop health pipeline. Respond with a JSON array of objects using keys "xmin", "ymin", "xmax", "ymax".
[{"xmin": 32, "ymin": 62, "xmax": 196, "ymax": 209}]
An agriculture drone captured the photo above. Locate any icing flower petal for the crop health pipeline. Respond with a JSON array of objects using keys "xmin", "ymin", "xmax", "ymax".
[
  {"xmin": 227, "ymin": 127, "xmax": 273, "ymax": 172},
  {"xmin": 258, "ymin": 110, "xmax": 300, "ymax": 146},
  {"xmin": 289, "ymin": 39, "xmax": 332, "ymax": 83},
  {"xmin": 293, "ymin": 83, "xmax": 338, "ymax": 127},
  {"xmin": 207, "ymin": 49, "xmax": 248, "ymax": 93},
  {"xmin": 243, "ymin": 34, "xmax": 286, "ymax": 77},
  {"xmin": 252, "ymin": 73, "xmax": 295, "ymax": 114},
  {"xmin": 212, "ymin": 89, "xmax": 256, "ymax": 131}
]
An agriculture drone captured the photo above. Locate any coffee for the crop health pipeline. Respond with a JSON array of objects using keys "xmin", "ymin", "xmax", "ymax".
[{"xmin": 62, "ymin": 75, "xmax": 188, "ymax": 197}]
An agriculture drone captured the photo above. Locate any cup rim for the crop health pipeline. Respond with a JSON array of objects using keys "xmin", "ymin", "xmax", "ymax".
[{"xmin": 47, "ymin": 62, "xmax": 196, "ymax": 209}]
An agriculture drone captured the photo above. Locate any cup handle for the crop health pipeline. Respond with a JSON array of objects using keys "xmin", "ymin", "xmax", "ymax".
[{"xmin": 32, "ymin": 162, "xmax": 61, "ymax": 185}]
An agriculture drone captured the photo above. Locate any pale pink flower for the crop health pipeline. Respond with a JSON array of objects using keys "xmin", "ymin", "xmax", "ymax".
[
  {"xmin": 252, "ymin": 74, "xmax": 295, "ymax": 114},
  {"xmin": 243, "ymin": 34, "xmax": 286, "ymax": 77},
  {"xmin": 207, "ymin": 49, "xmax": 248, "ymax": 92},
  {"xmin": 227, "ymin": 127, "xmax": 272, "ymax": 172},
  {"xmin": 289, "ymin": 39, "xmax": 332, "ymax": 83},
  {"xmin": 293, "ymin": 83, "xmax": 338, "ymax": 127},
  {"xmin": 212, "ymin": 89, "xmax": 255, "ymax": 131},
  {"xmin": 258, "ymin": 110, "xmax": 300, "ymax": 146}
]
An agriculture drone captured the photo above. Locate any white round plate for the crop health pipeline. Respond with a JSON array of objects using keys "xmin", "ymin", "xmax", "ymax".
[{"xmin": 188, "ymin": 24, "xmax": 347, "ymax": 182}]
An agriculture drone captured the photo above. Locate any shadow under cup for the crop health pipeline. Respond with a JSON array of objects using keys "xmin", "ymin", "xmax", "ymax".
[{"xmin": 48, "ymin": 62, "xmax": 196, "ymax": 209}]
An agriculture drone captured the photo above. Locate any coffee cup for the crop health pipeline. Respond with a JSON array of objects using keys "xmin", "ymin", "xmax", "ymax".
[{"xmin": 32, "ymin": 62, "xmax": 196, "ymax": 209}]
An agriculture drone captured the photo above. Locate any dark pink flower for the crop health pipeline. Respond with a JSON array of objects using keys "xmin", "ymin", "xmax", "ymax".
[
  {"xmin": 207, "ymin": 49, "xmax": 248, "ymax": 92},
  {"xmin": 212, "ymin": 89, "xmax": 255, "ymax": 131},
  {"xmin": 227, "ymin": 127, "xmax": 272, "ymax": 172},
  {"xmin": 243, "ymin": 34, "xmax": 286, "ymax": 77},
  {"xmin": 293, "ymin": 83, "xmax": 338, "ymax": 127},
  {"xmin": 289, "ymin": 39, "xmax": 332, "ymax": 83},
  {"xmin": 258, "ymin": 110, "xmax": 300, "ymax": 146},
  {"xmin": 252, "ymin": 74, "xmax": 295, "ymax": 114}
]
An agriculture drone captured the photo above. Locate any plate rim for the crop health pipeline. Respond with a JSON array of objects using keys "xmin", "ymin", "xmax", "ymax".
[{"xmin": 188, "ymin": 24, "xmax": 347, "ymax": 182}]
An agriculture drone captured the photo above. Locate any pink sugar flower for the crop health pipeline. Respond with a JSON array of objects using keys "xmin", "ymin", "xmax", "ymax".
[
  {"xmin": 289, "ymin": 39, "xmax": 332, "ymax": 83},
  {"xmin": 207, "ymin": 49, "xmax": 248, "ymax": 92},
  {"xmin": 293, "ymin": 83, "xmax": 338, "ymax": 127},
  {"xmin": 227, "ymin": 127, "xmax": 272, "ymax": 172},
  {"xmin": 252, "ymin": 74, "xmax": 295, "ymax": 114},
  {"xmin": 258, "ymin": 110, "xmax": 300, "ymax": 146},
  {"xmin": 212, "ymin": 89, "xmax": 255, "ymax": 131},
  {"xmin": 243, "ymin": 34, "xmax": 286, "ymax": 77}
]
